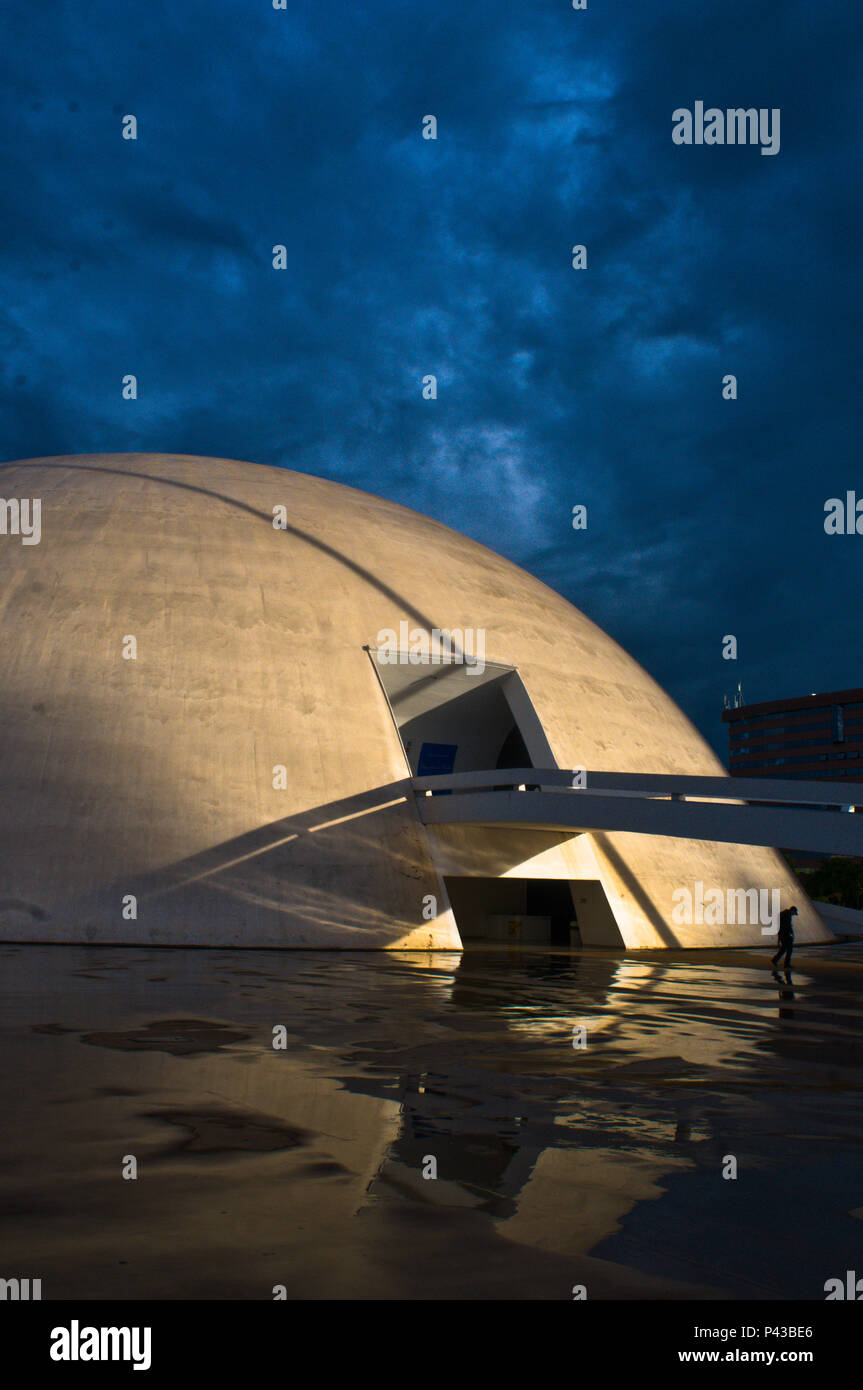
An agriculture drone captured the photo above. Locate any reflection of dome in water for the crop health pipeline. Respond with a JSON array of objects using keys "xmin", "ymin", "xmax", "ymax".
[{"xmin": 0, "ymin": 453, "xmax": 829, "ymax": 949}]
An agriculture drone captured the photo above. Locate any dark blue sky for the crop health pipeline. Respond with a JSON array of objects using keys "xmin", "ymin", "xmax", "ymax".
[{"xmin": 2, "ymin": 1, "xmax": 861, "ymax": 756}]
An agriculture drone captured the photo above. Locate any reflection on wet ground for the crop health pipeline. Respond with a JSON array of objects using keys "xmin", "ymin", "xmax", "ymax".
[{"xmin": 1, "ymin": 941, "xmax": 862, "ymax": 1299}]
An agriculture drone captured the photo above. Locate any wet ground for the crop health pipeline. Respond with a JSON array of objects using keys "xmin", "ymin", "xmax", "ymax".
[{"xmin": 1, "ymin": 940, "xmax": 862, "ymax": 1300}]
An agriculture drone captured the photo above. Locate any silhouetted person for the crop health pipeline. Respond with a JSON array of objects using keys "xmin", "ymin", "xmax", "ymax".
[{"xmin": 771, "ymin": 904, "xmax": 798, "ymax": 972}]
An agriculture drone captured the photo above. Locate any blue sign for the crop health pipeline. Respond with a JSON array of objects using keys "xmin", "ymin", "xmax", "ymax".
[{"xmin": 417, "ymin": 742, "xmax": 458, "ymax": 780}]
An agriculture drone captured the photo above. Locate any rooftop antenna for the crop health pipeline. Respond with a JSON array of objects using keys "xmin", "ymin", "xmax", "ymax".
[{"xmin": 722, "ymin": 682, "xmax": 745, "ymax": 711}]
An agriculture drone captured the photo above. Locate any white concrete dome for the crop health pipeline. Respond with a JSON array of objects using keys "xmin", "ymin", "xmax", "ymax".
[{"xmin": 0, "ymin": 453, "xmax": 828, "ymax": 949}]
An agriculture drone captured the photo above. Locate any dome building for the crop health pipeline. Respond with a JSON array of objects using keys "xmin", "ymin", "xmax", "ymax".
[{"xmin": 0, "ymin": 453, "xmax": 830, "ymax": 950}]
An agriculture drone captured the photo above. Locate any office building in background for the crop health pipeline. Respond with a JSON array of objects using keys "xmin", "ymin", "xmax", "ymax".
[{"xmin": 723, "ymin": 686, "xmax": 863, "ymax": 784}]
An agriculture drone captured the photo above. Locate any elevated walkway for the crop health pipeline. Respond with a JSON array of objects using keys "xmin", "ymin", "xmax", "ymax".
[{"xmin": 413, "ymin": 769, "xmax": 863, "ymax": 857}]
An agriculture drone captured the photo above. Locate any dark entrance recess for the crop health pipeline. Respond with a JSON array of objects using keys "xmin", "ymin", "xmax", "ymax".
[
  {"xmin": 369, "ymin": 652, "xmax": 556, "ymax": 778},
  {"xmin": 443, "ymin": 875, "xmax": 579, "ymax": 946},
  {"xmin": 496, "ymin": 724, "xmax": 531, "ymax": 770},
  {"xmin": 525, "ymin": 880, "xmax": 577, "ymax": 944}
]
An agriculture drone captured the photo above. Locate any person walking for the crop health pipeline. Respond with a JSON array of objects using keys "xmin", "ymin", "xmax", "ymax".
[{"xmin": 772, "ymin": 903, "xmax": 798, "ymax": 972}]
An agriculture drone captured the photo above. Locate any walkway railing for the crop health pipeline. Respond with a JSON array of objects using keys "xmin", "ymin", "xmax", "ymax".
[{"xmin": 411, "ymin": 768, "xmax": 863, "ymax": 856}]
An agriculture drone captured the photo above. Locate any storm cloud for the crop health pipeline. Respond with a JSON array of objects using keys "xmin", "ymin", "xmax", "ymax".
[{"xmin": 1, "ymin": 0, "xmax": 860, "ymax": 754}]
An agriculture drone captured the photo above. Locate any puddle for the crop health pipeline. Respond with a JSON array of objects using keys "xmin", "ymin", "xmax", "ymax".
[
  {"xmin": 79, "ymin": 1019, "xmax": 251, "ymax": 1056},
  {"xmin": 142, "ymin": 1105, "xmax": 311, "ymax": 1156}
]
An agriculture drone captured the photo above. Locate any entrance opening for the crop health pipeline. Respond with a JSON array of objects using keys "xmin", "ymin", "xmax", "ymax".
[
  {"xmin": 367, "ymin": 646, "xmax": 620, "ymax": 947},
  {"xmin": 443, "ymin": 875, "xmax": 579, "ymax": 946},
  {"xmin": 369, "ymin": 651, "xmax": 554, "ymax": 776}
]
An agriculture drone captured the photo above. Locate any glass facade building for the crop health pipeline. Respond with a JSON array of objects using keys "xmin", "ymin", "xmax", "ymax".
[{"xmin": 723, "ymin": 687, "xmax": 863, "ymax": 783}]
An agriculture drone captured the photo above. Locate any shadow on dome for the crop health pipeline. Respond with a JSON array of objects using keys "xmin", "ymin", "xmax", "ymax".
[
  {"xmin": 73, "ymin": 778, "xmax": 449, "ymax": 948},
  {"xmin": 0, "ymin": 457, "xmax": 470, "ymax": 656}
]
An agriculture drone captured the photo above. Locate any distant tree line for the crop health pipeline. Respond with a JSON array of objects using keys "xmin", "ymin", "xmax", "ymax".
[{"xmin": 789, "ymin": 856, "xmax": 863, "ymax": 910}]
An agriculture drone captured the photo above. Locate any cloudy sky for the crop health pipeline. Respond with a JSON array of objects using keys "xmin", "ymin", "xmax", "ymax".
[{"xmin": 2, "ymin": 1, "xmax": 860, "ymax": 755}]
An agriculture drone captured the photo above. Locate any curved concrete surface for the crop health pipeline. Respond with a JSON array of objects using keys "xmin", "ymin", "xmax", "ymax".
[{"xmin": 0, "ymin": 453, "xmax": 831, "ymax": 948}]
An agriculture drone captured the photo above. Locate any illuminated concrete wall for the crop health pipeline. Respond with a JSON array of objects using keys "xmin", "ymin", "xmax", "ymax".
[{"xmin": 0, "ymin": 453, "xmax": 832, "ymax": 949}]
